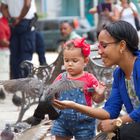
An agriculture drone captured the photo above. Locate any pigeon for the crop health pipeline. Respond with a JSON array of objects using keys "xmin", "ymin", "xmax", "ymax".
[
  {"xmin": 1, "ymin": 124, "xmax": 14, "ymax": 140},
  {"xmin": 0, "ymin": 77, "xmax": 43, "ymax": 98},
  {"xmin": 28, "ymin": 76, "xmax": 84, "ymax": 125},
  {"xmin": 13, "ymin": 120, "xmax": 52, "ymax": 140},
  {"xmin": 40, "ymin": 76, "xmax": 84, "ymax": 102},
  {"xmin": 12, "ymin": 93, "xmax": 22, "ymax": 107},
  {"xmin": 93, "ymin": 132, "xmax": 116, "ymax": 140},
  {"xmin": 13, "ymin": 122, "xmax": 31, "ymax": 133},
  {"xmin": 0, "ymin": 88, "xmax": 6, "ymax": 100},
  {"xmin": 0, "ymin": 78, "xmax": 44, "ymax": 121}
]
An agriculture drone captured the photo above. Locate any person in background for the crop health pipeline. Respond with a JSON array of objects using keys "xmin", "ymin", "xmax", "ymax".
[
  {"xmin": 0, "ymin": 5, "xmax": 10, "ymax": 49},
  {"xmin": 89, "ymin": 0, "xmax": 119, "ymax": 36},
  {"xmin": 1, "ymin": 0, "xmax": 36, "ymax": 79},
  {"xmin": 53, "ymin": 21, "xmax": 140, "ymax": 140},
  {"xmin": 30, "ymin": 3, "xmax": 47, "ymax": 66},
  {"xmin": 35, "ymin": 31, "xmax": 47, "ymax": 66},
  {"xmin": 57, "ymin": 20, "xmax": 81, "ymax": 52},
  {"xmin": 59, "ymin": 20, "xmax": 81, "ymax": 41},
  {"xmin": 117, "ymin": 0, "xmax": 138, "ymax": 29},
  {"xmin": 0, "ymin": 3, "xmax": 11, "ymax": 79}
]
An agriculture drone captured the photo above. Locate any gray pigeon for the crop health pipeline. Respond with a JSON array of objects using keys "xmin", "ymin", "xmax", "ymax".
[
  {"xmin": 28, "ymin": 76, "xmax": 84, "ymax": 125},
  {"xmin": 0, "ymin": 78, "xmax": 43, "ymax": 98},
  {"xmin": 40, "ymin": 76, "xmax": 84, "ymax": 102},
  {"xmin": 1, "ymin": 124, "xmax": 14, "ymax": 140}
]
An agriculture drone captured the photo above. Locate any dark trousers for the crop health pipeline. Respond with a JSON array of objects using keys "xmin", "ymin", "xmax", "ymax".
[
  {"xmin": 113, "ymin": 122, "xmax": 140, "ymax": 140},
  {"xmin": 35, "ymin": 31, "xmax": 47, "ymax": 65},
  {"xmin": 10, "ymin": 19, "xmax": 35, "ymax": 79}
]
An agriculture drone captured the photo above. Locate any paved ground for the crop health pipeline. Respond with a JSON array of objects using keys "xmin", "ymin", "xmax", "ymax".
[{"xmin": 0, "ymin": 52, "xmax": 58, "ymax": 131}]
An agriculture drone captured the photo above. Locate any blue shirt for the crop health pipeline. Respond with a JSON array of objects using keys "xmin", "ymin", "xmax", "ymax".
[{"xmin": 103, "ymin": 51, "xmax": 140, "ymax": 122}]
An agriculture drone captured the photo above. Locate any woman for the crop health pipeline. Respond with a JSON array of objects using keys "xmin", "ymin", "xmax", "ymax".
[
  {"xmin": 53, "ymin": 20, "xmax": 140, "ymax": 140},
  {"xmin": 89, "ymin": 0, "xmax": 120, "ymax": 36},
  {"xmin": 117, "ymin": 0, "xmax": 139, "ymax": 29}
]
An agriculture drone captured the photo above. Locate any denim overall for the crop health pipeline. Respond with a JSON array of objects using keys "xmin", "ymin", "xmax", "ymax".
[{"xmin": 51, "ymin": 73, "xmax": 96, "ymax": 140}]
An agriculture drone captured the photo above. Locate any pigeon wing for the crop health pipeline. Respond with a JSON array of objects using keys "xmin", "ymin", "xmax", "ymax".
[{"xmin": 43, "ymin": 79, "xmax": 84, "ymax": 101}]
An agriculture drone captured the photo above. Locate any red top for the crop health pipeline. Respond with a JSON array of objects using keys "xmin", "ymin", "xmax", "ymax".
[
  {"xmin": 0, "ymin": 17, "xmax": 11, "ymax": 48},
  {"xmin": 55, "ymin": 72, "xmax": 99, "ymax": 106}
]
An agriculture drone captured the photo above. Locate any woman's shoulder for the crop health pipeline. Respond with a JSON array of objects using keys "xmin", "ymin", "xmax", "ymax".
[
  {"xmin": 113, "ymin": 66, "xmax": 124, "ymax": 78},
  {"xmin": 134, "ymin": 56, "xmax": 140, "ymax": 71}
]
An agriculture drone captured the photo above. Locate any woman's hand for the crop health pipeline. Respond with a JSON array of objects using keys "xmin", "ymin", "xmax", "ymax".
[
  {"xmin": 97, "ymin": 119, "xmax": 116, "ymax": 132},
  {"xmin": 53, "ymin": 99, "xmax": 75, "ymax": 110}
]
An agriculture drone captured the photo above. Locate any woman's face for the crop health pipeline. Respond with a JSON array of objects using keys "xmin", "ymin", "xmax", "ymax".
[{"xmin": 98, "ymin": 30, "xmax": 122, "ymax": 67}]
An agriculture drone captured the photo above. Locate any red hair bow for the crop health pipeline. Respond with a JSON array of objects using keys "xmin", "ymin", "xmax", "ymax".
[{"xmin": 65, "ymin": 38, "xmax": 90, "ymax": 57}]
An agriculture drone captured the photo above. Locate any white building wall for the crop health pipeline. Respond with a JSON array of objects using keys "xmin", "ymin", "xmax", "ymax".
[{"xmin": 46, "ymin": 0, "xmax": 63, "ymax": 18}]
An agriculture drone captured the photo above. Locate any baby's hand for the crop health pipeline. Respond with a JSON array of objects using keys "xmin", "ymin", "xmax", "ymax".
[
  {"xmin": 53, "ymin": 99, "xmax": 75, "ymax": 110},
  {"xmin": 94, "ymin": 81, "xmax": 106, "ymax": 95}
]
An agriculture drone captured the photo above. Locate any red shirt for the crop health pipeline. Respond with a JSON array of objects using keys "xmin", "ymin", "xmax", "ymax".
[
  {"xmin": 0, "ymin": 17, "xmax": 11, "ymax": 48},
  {"xmin": 55, "ymin": 72, "xmax": 99, "ymax": 106}
]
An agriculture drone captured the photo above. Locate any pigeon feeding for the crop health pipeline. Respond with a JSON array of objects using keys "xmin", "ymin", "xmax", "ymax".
[{"xmin": 29, "ymin": 75, "xmax": 84, "ymax": 125}]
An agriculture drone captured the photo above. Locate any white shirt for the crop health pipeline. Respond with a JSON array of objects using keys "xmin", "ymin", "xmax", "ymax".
[
  {"xmin": 117, "ymin": 2, "xmax": 137, "ymax": 29},
  {"xmin": 1, "ymin": 0, "xmax": 36, "ymax": 19}
]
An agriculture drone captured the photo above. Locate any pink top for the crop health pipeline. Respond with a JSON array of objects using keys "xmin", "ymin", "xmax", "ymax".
[{"xmin": 55, "ymin": 72, "xmax": 99, "ymax": 106}]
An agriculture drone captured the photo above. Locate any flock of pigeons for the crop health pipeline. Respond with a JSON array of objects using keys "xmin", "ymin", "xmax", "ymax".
[{"xmin": 0, "ymin": 75, "xmax": 84, "ymax": 140}]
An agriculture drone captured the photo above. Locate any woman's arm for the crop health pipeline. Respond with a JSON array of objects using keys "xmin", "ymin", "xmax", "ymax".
[{"xmin": 53, "ymin": 99, "xmax": 110, "ymax": 120}]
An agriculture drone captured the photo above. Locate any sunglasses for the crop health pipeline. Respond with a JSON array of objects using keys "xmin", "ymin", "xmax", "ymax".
[{"xmin": 98, "ymin": 41, "xmax": 118, "ymax": 49}]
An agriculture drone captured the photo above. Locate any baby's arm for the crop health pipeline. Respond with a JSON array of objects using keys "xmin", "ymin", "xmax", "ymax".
[{"xmin": 92, "ymin": 82, "xmax": 106, "ymax": 103}]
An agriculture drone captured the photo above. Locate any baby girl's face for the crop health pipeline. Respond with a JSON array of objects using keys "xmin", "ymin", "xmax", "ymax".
[{"xmin": 63, "ymin": 47, "xmax": 88, "ymax": 78}]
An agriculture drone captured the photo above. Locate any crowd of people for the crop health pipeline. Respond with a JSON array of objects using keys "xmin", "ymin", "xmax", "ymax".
[
  {"xmin": 0, "ymin": 1, "xmax": 140, "ymax": 140},
  {"xmin": 89, "ymin": 0, "xmax": 140, "ymax": 38}
]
